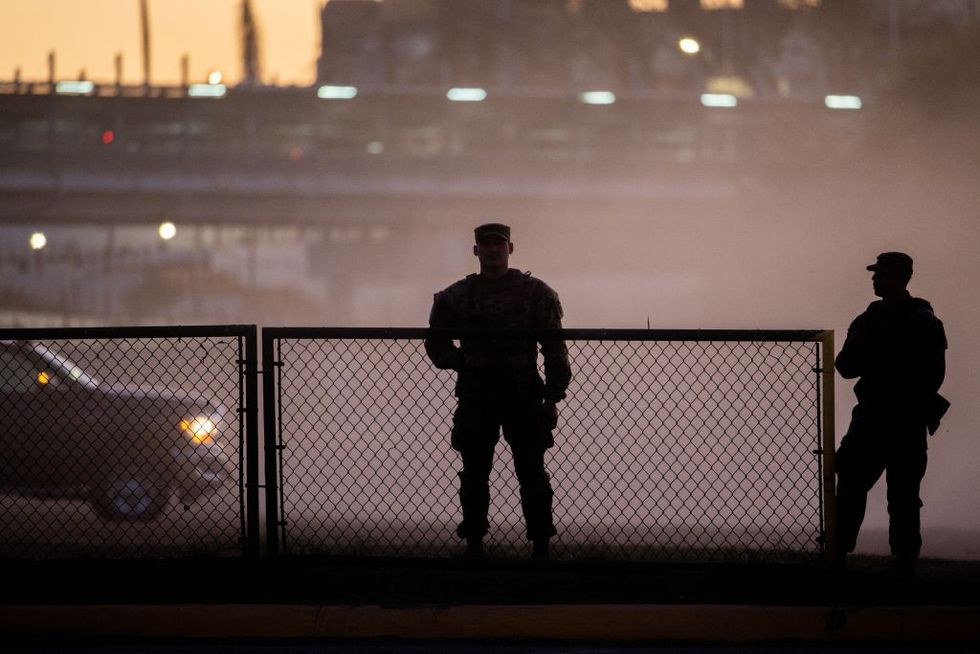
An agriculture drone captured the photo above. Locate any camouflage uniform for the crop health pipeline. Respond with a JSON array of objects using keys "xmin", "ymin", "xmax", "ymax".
[
  {"xmin": 425, "ymin": 268, "xmax": 572, "ymax": 542},
  {"xmin": 835, "ymin": 292, "xmax": 948, "ymax": 560}
]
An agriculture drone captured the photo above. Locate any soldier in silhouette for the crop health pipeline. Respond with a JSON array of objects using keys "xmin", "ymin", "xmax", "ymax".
[
  {"xmin": 425, "ymin": 223, "xmax": 571, "ymax": 560},
  {"xmin": 834, "ymin": 252, "xmax": 949, "ymax": 576}
]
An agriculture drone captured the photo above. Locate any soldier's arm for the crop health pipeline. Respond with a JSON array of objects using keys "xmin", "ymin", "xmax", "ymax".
[
  {"xmin": 920, "ymin": 318, "xmax": 947, "ymax": 395},
  {"xmin": 424, "ymin": 292, "xmax": 462, "ymax": 370},
  {"xmin": 538, "ymin": 289, "xmax": 572, "ymax": 403},
  {"xmin": 835, "ymin": 313, "xmax": 870, "ymax": 379}
]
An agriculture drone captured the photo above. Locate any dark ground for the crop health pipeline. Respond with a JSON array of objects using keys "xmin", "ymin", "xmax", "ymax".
[{"xmin": 3, "ymin": 553, "xmax": 979, "ymax": 608}]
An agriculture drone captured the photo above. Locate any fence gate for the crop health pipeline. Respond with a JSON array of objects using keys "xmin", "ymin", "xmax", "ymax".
[
  {"xmin": 263, "ymin": 327, "xmax": 834, "ymax": 563},
  {"xmin": 0, "ymin": 325, "xmax": 258, "ymax": 559}
]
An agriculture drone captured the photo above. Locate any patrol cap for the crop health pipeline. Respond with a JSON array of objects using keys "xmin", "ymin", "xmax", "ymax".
[
  {"xmin": 474, "ymin": 222, "xmax": 511, "ymax": 243},
  {"xmin": 867, "ymin": 251, "xmax": 913, "ymax": 277}
]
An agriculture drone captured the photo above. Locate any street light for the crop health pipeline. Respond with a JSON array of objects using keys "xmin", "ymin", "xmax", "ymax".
[
  {"xmin": 679, "ymin": 37, "xmax": 701, "ymax": 55},
  {"xmin": 55, "ymin": 80, "xmax": 95, "ymax": 95},
  {"xmin": 825, "ymin": 95, "xmax": 862, "ymax": 110},
  {"xmin": 628, "ymin": 0, "xmax": 668, "ymax": 11},
  {"xmin": 158, "ymin": 221, "xmax": 177, "ymax": 241},
  {"xmin": 29, "ymin": 232, "xmax": 47, "ymax": 250},
  {"xmin": 447, "ymin": 87, "xmax": 487, "ymax": 102},
  {"xmin": 317, "ymin": 85, "xmax": 357, "ymax": 99},
  {"xmin": 579, "ymin": 91, "xmax": 616, "ymax": 105},
  {"xmin": 188, "ymin": 83, "xmax": 226, "ymax": 98},
  {"xmin": 701, "ymin": 93, "xmax": 738, "ymax": 108}
]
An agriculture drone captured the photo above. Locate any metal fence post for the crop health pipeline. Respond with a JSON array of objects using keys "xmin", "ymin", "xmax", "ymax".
[
  {"xmin": 820, "ymin": 330, "xmax": 837, "ymax": 566},
  {"xmin": 261, "ymin": 330, "xmax": 281, "ymax": 556},
  {"xmin": 243, "ymin": 325, "xmax": 260, "ymax": 558}
]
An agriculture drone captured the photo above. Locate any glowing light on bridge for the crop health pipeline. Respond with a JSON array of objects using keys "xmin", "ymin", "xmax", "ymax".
[
  {"xmin": 579, "ymin": 91, "xmax": 616, "ymax": 105},
  {"xmin": 317, "ymin": 85, "xmax": 358, "ymax": 99},
  {"xmin": 158, "ymin": 221, "xmax": 177, "ymax": 241},
  {"xmin": 701, "ymin": 0, "xmax": 744, "ymax": 9},
  {"xmin": 29, "ymin": 232, "xmax": 47, "ymax": 250},
  {"xmin": 824, "ymin": 95, "xmax": 862, "ymax": 110},
  {"xmin": 628, "ymin": 0, "xmax": 668, "ymax": 11},
  {"xmin": 447, "ymin": 87, "xmax": 487, "ymax": 102},
  {"xmin": 700, "ymin": 93, "xmax": 738, "ymax": 108},
  {"xmin": 188, "ymin": 83, "xmax": 227, "ymax": 98},
  {"xmin": 55, "ymin": 81, "xmax": 95, "ymax": 95}
]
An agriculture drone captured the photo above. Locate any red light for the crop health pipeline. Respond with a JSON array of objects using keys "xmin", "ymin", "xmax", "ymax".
[
  {"xmin": 289, "ymin": 146, "xmax": 304, "ymax": 161},
  {"xmin": 101, "ymin": 130, "xmax": 115, "ymax": 145}
]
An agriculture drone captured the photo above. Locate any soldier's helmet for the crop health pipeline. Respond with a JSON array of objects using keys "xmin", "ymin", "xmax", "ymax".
[
  {"xmin": 867, "ymin": 252, "xmax": 913, "ymax": 280},
  {"xmin": 474, "ymin": 223, "xmax": 511, "ymax": 243}
]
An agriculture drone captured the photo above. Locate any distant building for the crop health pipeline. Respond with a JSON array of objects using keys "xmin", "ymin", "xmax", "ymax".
[{"xmin": 317, "ymin": 0, "xmax": 978, "ymax": 97}]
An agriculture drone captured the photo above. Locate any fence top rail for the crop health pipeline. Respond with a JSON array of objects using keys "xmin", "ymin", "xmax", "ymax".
[
  {"xmin": 0, "ymin": 324, "xmax": 257, "ymax": 341},
  {"xmin": 263, "ymin": 327, "xmax": 830, "ymax": 342}
]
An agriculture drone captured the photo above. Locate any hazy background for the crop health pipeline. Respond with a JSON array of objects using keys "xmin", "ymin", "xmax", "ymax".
[{"xmin": 1, "ymin": 0, "xmax": 978, "ymax": 558}]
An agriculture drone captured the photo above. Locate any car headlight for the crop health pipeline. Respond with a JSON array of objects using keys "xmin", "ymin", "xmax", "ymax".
[{"xmin": 180, "ymin": 416, "xmax": 218, "ymax": 444}]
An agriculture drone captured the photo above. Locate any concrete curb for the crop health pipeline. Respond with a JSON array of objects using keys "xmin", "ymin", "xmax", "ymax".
[{"xmin": 1, "ymin": 604, "xmax": 979, "ymax": 642}]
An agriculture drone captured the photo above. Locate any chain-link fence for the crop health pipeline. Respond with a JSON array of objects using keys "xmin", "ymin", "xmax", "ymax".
[
  {"xmin": 0, "ymin": 324, "xmax": 831, "ymax": 562},
  {"xmin": 0, "ymin": 326, "xmax": 257, "ymax": 559},
  {"xmin": 265, "ymin": 328, "xmax": 833, "ymax": 563}
]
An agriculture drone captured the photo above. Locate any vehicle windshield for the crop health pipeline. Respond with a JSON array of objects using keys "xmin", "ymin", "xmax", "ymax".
[{"xmin": 31, "ymin": 343, "xmax": 101, "ymax": 389}]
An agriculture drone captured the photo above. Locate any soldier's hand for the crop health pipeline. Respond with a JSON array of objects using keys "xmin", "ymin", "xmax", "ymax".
[{"xmin": 540, "ymin": 400, "xmax": 559, "ymax": 431}]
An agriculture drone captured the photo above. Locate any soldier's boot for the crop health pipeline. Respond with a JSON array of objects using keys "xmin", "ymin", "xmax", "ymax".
[
  {"xmin": 456, "ymin": 470, "xmax": 490, "ymax": 550},
  {"xmin": 835, "ymin": 483, "xmax": 868, "ymax": 558},
  {"xmin": 520, "ymin": 477, "xmax": 557, "ymax": 558},
  {"xmin": 887, "ymin": 493, "xmax": 923, "ymax": 562},
  {"xmin": 886, "ymin": 489, "xmax": 923, "ymax": 581}
]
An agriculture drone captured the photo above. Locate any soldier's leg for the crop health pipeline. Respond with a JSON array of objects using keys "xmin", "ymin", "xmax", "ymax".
[
  {"xmin": 885, "ymin": 431, "xmax": 928, "ymax": 561},
  {"xmin": 835, "ymin": 419, "xmax": 886, "ymax": 555},
  {"xmin": 503, "ymin": 403, "xmax": 556, "ymax": 544},
  {"xmin": 452, "ymin": 402, "xmax": 499, "ymax": 542}
]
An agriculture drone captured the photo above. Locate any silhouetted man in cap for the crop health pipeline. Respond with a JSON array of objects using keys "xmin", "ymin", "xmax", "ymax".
[
  {"xmin": 425, "ymin": 223, "xmax": 572, "ymax": 560},
  {"xmin": 834, "ymin": 252, "xmax": 949, "ymax": 576}
]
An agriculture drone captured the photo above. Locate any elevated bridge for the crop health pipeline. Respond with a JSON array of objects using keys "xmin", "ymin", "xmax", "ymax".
[{"xmin": 0, "ymin": 84, "xmax": 867, "ymax": 228}]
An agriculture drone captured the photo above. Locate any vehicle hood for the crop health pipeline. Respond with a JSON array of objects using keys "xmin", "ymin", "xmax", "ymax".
[{"xmin": 100, "ymin": 382, "xmax": 227, "ymax": 418}]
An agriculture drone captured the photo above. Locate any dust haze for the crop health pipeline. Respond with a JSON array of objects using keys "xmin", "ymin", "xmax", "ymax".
[
  {"xmin": 503, "ymin": 104, "xmax": 980, "ymax": 557},
  {"xmin": 2, "ymin": 11, "xmax": 978, "ymax": 559}
]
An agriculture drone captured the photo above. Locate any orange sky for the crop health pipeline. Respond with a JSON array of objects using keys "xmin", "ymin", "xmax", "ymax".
[{"xmin": 0, "ymin": 0, "xmax": 322, "ymax": 86}]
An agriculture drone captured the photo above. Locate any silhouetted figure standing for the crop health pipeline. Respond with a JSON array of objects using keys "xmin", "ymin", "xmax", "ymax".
[
  {"xmin": 835, "ymin": 252, "xmax": 949, "ymax": 576},
  {"xmin": 425, "ymin": 223, "xmax": 571, "ymax": 560}
]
